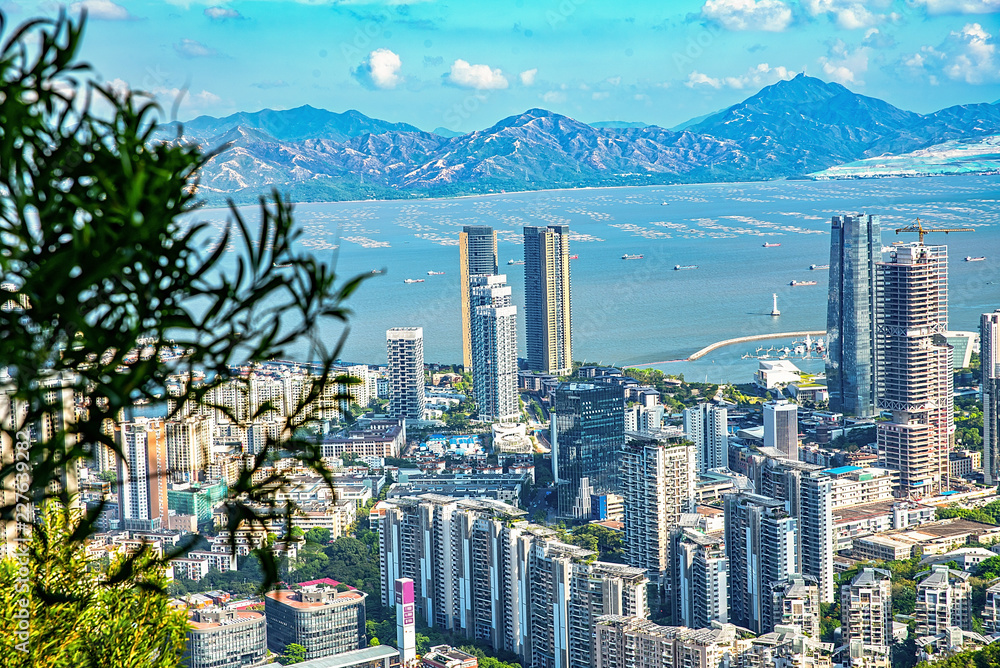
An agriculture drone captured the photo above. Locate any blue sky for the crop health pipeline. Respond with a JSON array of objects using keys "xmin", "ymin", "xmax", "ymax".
[{"xmin": 6, "ymin": 0, "xmax": 1000, "ymax": 131}]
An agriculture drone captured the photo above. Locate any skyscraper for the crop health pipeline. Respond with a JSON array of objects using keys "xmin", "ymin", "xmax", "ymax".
[
  {"xmin": 683, "ymin": 402, "xmax": 728, "ymax": 472},
  {"xmin": 670, "ymin": 526, "xmax": 728, "ymax": 628},
  {"xmin": 763, "ymin": 400, "xmax": 798, "ymax": 461},
  {"xmin": 552, "ymin": 382, "xmax": 624, "ymax": 519},
  {"xmin": 116, "ymin": 417, "xmax": 169, "ymax": 531},
  {"xmin": 469, "ymin": 274, "xmax": 519, "ymax": 422},
  {"xmin": 622, "ymin": 436, "xmax": 696, "ymax": 589},
  {"xmin": 876, "ymin": 243, "xmax": 953, "ymax": 496},
  {"xmin": 724, "ymin": 491, "xmax": 798, "ymax": 634},
  {"xmin": 387, "ymin": 328, "xmax": 425, "ymax": 421},
  {"xmin": 524, "ymin": 225, "xmax": 572, "ymax": 375},
  {"xmin": 841, "ymin": 568, "xmax": 892, "ymax": 667},
  {"xmin": 983, "ymin": 310, "xmax": 1000, "ymax": 485},
  {"xmin": 827, "ymin": 214, "xmax": 881, "ymax": 417},
  {"xmin": 460, "ymin": 226, "xmax": 498, "ymax": 370}
]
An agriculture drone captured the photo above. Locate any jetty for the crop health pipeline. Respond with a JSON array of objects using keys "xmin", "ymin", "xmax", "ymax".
[{"xmin": 628, "ymin": 330, "xmax": 827, "ymax": 367}]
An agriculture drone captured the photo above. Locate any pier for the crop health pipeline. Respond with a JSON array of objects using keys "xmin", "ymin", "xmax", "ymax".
[{"xmin": 628, "ymin": 330, "xmax": 827, "ymax": 367}]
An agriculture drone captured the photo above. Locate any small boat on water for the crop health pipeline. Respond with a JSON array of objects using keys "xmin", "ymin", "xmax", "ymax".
[
  {"xmin": 790, "ymin": 280, "xmax": 818, "ymax": 286},
  {"xmin": 966, "ymin": 256, "xmax": 986, "ymax": 262},
  {"xmin": 622, "ymin": 254, "xmax": 644, "ymax": 260},
  {"xmin": 508, "ymin": 259, "xmax": 525, "ymax": 265},
  {"xmin": 370, "ymin": 269, "xmax": 384, "ymax": 274},
  {"xmin": 403, "ymin": 278, "xmax": 425, "ymax": 284},
  {"xmin": 763, "ymin": 242, "xmax": 781, "ymax": 248},
  {"xmin": 569, "ymin": 254, "xmax": 579, "ymax": 260},
  {"xmin": 427, "ymin": 271, "xmax": 446, "ymax": 275},
  {"xmin": 810, "ymin": 264, "xmax": 829, "ymax": 270},
  {"xmin": 674, "ymin": 265, "xmax": 698, "ymax": 270}
]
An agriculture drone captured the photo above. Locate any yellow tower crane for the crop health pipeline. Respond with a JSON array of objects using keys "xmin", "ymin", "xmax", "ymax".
[{"xmin": 894, "ymin": 218, "xmax": 973, "ymax": 244}]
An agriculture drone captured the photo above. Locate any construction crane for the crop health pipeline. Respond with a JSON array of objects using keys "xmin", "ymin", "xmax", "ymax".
[{"xmin": 894, "ymin": 217, "xmax": 973, "ymax": 244}]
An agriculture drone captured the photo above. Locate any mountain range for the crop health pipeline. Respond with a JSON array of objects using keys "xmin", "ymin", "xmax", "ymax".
[{"xmin": 162, "ymin": 74, "xmax": 1000, "ymax": 203}]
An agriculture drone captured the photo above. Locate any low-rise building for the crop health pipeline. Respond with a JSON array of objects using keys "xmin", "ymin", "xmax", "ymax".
[
  {"xmin": 387, "ymin": 473, "xmax": 528, "ymax": 506},
  {"xmin": 264, "ymin": 585, "xmax": 367, "ymax": 660},
  {"xmin": 184, "ymin": 607, "xmax": 267, "ymax": 668},
  {"xmin": 321, "ymin": 419, "xmax": 406, "ymax": 459},
  {"xmin": 594, "ymin": 616, "xmax": 745, "ymax": 668},
  {"xmin": 852, "ymin": 518, "xmax": 1000, "ymax": 560},
  {"xmin": 950, "ymin": 450, "xmax": 982, "ymax": 479},
  {"xmin": 422, "ymin": 645, "xmax": 478, "ymax": 668}
]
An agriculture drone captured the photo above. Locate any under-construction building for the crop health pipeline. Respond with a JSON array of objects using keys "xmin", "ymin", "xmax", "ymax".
[{"xmin": 875, "ymin": 243, "xmax": 954, "ymax": 497}]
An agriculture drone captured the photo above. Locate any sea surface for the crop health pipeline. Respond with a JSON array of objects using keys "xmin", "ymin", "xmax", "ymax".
[{"xmin": 196, "ymin": 174, "xmax": 1000, "ymax": 384}]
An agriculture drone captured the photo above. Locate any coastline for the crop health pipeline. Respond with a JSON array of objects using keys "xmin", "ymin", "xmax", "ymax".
[{"xmin": 626, "ymin": 330, "xmax": 827, "ymax": 367}]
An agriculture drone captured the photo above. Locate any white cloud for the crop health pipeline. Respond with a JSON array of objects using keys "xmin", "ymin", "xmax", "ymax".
[
  {"xmin": 801, "ymin": 0, "xmax": 888, "ymax": 29},
  {"xmin": 69, "ymin": 0, "xmax": 133, "ymax": 20},
  {"xmin": 701, "ymin": 0, "xmax": 793, "ymax": 32},
  {"xmin": 356, "ymin": 48, "xmax": 403, "ymax": 89},
  {"xmin": 519, "ymin": 68, "xmax": 538, "ymax": 86},
  {"xmin": 818, "ymin": 41, "xmax": 870, "ymax": 84},
  {"xmin": 204, "ymin": 6, "xmax": 243, "ymax": 20},
  {"xmin": 152, "ymin": 86, "xmax": 223, "ymax": 114},
  {"xmin": 174, "ymin": 39, "xmax": 219, "ymax": 59},
  {"xmin": 909, "ymin": 0, "xmax": 1000, "ymax": 14},
  {"xmin": 685, "ymin": 62, "xmax": 796, "ymax": 89},
  {"xmin": 903, "ymin": 22, "xmax": 999, "ymax": 84},
  {"xmin": 541, "ymin": 90, "xmax": 566, "ymax": 103},
  {"xmin": 606, "ymin": 76, "xmax": 622, "ymax": 86},
  {"xmin": 449, "ymin": 59, "xmax": 509, "ymax": 90},
  {"xmin": 592, "ymin": 91, "xmax": 610, "ymax": 100}
]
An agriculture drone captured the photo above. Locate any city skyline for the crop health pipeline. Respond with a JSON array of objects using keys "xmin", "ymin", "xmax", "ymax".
[{"xmin": 9, "ymin": 0, "xmax": 999, "ymax": 132}]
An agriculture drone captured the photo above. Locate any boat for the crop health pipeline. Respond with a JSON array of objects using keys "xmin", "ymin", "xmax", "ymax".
[
  {"xmin": 427, "ymin": 271, "xmax": 446, "ymax": 275},
  {"xmin": 809, "ymin": 264, "xmax": 829, "ymax": 270},
  {"xmin": 569, "ymin": 254, "xmax": 579, "ymax": 260},
  {"xmin": 403, "ymin": 278, "xmax": 425, "ymax": 284},
  {"xmin": 790, "ymin": 280, "xmax": 818, "ymax": 286},
  {"xmin": 507, "ymin": 259, "xmax": 525, "ymax": 265},
  {"xmin": 966, "ymin": 256, "xmax": 986, "ymax": 262},
  {"xmin": 762, "ymin": 242, "xmax": 781, "ymax": 248},
  {"xmin": 273, "ymin": 262, "xmax": 292, "ymax": 268},
  {"xmin": 661, "ymin": 202, "xmax": 669, "ymax": 206},
  {"xmin": 622, "ymin": 254, "xmax": 644, "ymax": 260},
  {"xmin": 674, "ymin": 264, "xmax": 698, "ymax": 270},
  {"xmin": 370, "ymin": 269, "xmax": 384, "ymax": 274}
]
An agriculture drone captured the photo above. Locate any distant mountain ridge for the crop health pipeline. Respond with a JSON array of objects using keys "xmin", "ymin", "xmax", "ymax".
[{"xmin": 172, "ymin": 75, "xmax": 1000, "ymax": 203}]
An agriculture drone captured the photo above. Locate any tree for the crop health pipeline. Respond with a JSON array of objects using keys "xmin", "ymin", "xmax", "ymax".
[
  {"xmin": 0, "ymin": 9, "xmax": 368, "ymax": 666},
  {"xmin": 305, "ymin": 528, "xmax": 332, "ymax": 544},
  {"xmin": 280, "ymin": 643, "xmax": 308, "ymax": 665}
]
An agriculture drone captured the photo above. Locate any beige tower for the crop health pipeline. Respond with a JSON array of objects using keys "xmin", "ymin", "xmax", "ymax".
[{"xmin": 524, "ymin": 225, "xmax": 572, "ymax": 375}]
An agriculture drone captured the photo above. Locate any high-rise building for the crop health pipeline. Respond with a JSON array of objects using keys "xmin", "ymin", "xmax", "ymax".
[
  {"xmin": 523, "ymin": 225, "xmax": 572, "ymax": 375},
  {"xmin": 983, "ymin": 310, "xmax": 1000, "ymax": 485},
  {"xmin": 763, "ymin": 400, "xmax": 798, "ymax": 461},
  {"xmin": 798, "ymin": 470, "xmax": 835, "ymax": 603},
  {"xmin": 770, "ymin": 575, "xmax": 821, "ymax": 638},
  {"xmin": 670, "ymin": 526, "xmax": 728, "ymax": 628},
  {"xmin": 264, "ymin": 585, "xmax": 367, "ymax": 660},
  {"xmin": 876, "ymin": 243, "xmax": 954, "ymax": 496},
  {"xmin": 378, "ymin": 495, "xmax": 647, "ymax": 668},
  {"xmin": 724, "ymin": 491, "xmax": 798, "ymax": 634},
  {"xmin": 552, "ymin": 382, "xmax": 624, "ymax": 519},
  {"xmin": 386, "ymin": 327, "xmax": 425, "ymax": 421},
  {"xmin": 166, "ymin": 416, "xmax": 212, "ymax": 483},
  {"xmin": 594, "ymin": 617, "xmax": 743, "ymax": 668},
  {"xmin": 460, "ymin": 225, "xmax": 498, "ymax": 370},
  {"xmin": 827, "ymin": 214, "xmax": 881, "ymax": 417},
  {"xmin": 184, "ymin": 607, "xmax": 267, "ymax": 668},
  {"xmin": 683, "ymin": 403, "xmax": 728, "ymax": 472},
  {"xmin": 469, "ymin": 274, "xmax": 519, "ymax": 422},
  {"xmin": 622, "ymin": 436, "xmax": 696, "ymax": 589},
  {"xmin": 915, "ymin": 565, "xmax": 972, "ymax": 636},
  {"xmin": 116, "ymin": 417, "xmax": 169, "ymax": 531},
  {"xmin": 395, "ymin": 578, "xmax": 417, "ymax": 667},
  {"xmin": 841, "ymin": 568, "xmax": 892, "ymax": 667}
]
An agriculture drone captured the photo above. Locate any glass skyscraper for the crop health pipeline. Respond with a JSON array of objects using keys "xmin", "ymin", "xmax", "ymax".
[
  {"xmin": 551, "ymin": 381, "xmax": 623, "ymax": 519},
  {"xmin": 826, "ymin": 214, "xmax": 881, "ymax": 417}
]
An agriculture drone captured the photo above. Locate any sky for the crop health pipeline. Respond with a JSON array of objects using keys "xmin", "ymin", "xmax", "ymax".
[{"xmin": 4, "ymin": 0, "xmax": 1000, "ymax": 132}]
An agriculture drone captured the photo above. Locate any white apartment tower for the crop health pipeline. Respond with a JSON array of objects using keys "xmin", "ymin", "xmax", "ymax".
[
  {"xmin": 469, "ymin": 274, "xmax": 519, "ymax": 423},
  {"xmin": 683, "ymin": 403, "xmax": 728, "ymax": 472},
  {"xmin": 983, "ymin": 310, "xmax": 1000, "ymax": 485},
  {"xmin": 622, "ymin": 437, "xmax": 696, "ymax": 590},
  {"xmin": 764, "ymin": 400, "xmax": 798, "ymax": 461},
  {"xmin": 915, "ymin": 565, "xmax": 972, "ymax": 636},
  {"xmin": 386, "ymin": 328, "xmax": 425, "ymax": 421},
  {"xmin": 166, "ymin": 416, "xmax": 212, "ymax": 483},
  {"xmin": 116, "ymin": 417, "xmax": 169, "ymax": 531},
  {"xmin": 670, "ymin": 526, "xmax": 728, "ymax": 628},
  {"xmin": 841, "ymin": 568, "xmax": 892, "ymax": 667},
  {"xmin": 876, "ymin": 244, "xmax": 953, "ymax": 496}
]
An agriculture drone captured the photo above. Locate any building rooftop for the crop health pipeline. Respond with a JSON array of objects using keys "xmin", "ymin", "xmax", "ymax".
[
  {"xmin": 824, "ymin": 465, "xmax": 863, "ymax": 476},
  {"xmin": 259, "ymin": 645, "xmax": 399, "ymax": 668},
  {"xmin": 265, "ymin": 587, "xmax": 365, "ymax": 609}
]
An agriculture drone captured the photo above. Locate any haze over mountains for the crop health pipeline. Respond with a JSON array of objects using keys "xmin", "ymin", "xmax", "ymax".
[{"xmin": 163, "ymin": 74, "xmax": 1000, "ymax": 203}]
